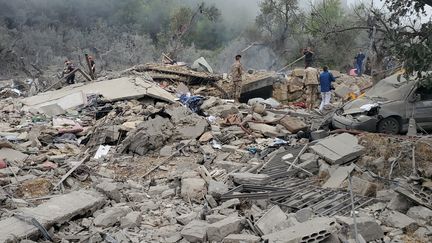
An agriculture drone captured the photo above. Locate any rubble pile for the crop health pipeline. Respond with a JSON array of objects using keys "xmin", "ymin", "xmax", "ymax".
[
  {"xmin": 284, "ymin": 68, "xmax": 373, "ymax": 104},
  {"xmin": 0, "ymin": 65, "xmax": 431, "ymax": 243}
]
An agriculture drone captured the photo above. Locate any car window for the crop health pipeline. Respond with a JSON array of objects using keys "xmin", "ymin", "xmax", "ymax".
[{"xmin": 416, "ymin": 85, "xmax": 432, "ymax": 101}]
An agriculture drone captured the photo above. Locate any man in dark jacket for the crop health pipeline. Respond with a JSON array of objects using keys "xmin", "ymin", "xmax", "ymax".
[
  {"xmin": 319, "ymin": 66, "xmax": 336, "ymax": 112},
  {"xmin": 355, "ymin": 50, "xmax": 366, "ymax": 76},
  {"xmin": 64, "ymin": 60, "xmax": 76, "ymax": 84},
  {"xmin": 303, "ymin": 47, "xmax": 314, "ymax": 68}
]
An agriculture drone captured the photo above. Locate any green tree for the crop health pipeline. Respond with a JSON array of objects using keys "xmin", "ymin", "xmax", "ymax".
[
  {"xmin": 256, "ymin": 0, "xmax": 301, "ymax": 52},
  {"xmin": 382, "ymin": 0, "xmax": 432, "ymax": 86}
]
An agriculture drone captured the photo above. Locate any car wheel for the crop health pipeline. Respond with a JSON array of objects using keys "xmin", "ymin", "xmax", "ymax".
[{"xmin": 377, "ymin": 117, "xmax": 400, "ymax": 134}]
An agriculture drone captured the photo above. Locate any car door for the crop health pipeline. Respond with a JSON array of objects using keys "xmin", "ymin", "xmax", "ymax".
[{"xmin": 412, "ymin": 86, "xmax": 432, "ymax": 130}]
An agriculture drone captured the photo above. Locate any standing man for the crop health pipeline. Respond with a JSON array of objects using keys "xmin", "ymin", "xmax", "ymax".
[
  {"xmin": 88, "ymin": 56, "xmax": 96, "ymax": 77},
  {"xmin": 230, "ymin": 54, "xmax": 244, "ymax": 102},
  {"xmin": 303, "ymin": 66, "xmax": 320, "ymax": 110},
  {"xmin": 319, "ymin": 66, "xmax": 336, "ymax": 112},
  {"xmin": 63, "ymin": 60, "xmax": 76, "ymax": 84},
  {"xmin": 303, "ymin": 47, "xmax": 314, "ymax": 68},
  {"xmin": 354, "ymin": 50, "xmax": 366, "ymax": 77}
]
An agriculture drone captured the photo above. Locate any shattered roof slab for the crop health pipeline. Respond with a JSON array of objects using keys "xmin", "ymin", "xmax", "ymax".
[{"xmin": 21, "ymin": 77, "xmax": 176, "ymax": 111}]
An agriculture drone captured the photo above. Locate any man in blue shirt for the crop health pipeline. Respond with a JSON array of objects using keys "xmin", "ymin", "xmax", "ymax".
[
  {"xmin": 355, "ymin": 51, "xmax": 366, "ymax": 77},
  {"xmin": 319, "ymin": 66, "xmax": 336, "ymax": 112}
]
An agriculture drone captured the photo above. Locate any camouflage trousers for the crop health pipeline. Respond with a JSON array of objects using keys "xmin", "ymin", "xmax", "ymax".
[
  {"xmin": 232, "ymin": 80, "xmax": 242, "ymax": 101},
  {"xmin": 305, "ymin": 84, "xmax": 318, "ymax": 109}
]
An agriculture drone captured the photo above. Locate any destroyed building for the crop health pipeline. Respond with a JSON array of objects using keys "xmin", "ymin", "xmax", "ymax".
[{"xmin": 0, "ymin": 61, "xmax": 431, "ymax": 243}]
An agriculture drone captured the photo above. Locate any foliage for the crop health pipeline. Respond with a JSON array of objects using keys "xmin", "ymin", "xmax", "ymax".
[
  {"xmin": 304, "ymin": 0, "xmax": 360, "ymax": 68},
  {"xmin": 382, "ymin": 0, "xmax": 432, "ymax": 87},
  {"xmin": 256, "ymin": 0, "xmax": 301, "ymax": 52}
]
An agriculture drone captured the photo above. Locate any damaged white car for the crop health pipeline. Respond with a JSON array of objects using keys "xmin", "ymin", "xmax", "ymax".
[{"xmin": 332, "ymin": 73, "xmax": 432, "ymax": 134}]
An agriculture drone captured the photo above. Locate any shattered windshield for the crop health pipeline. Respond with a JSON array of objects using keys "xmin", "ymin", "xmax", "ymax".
[{"xmin": 365, "ymin": 74, "xmax": 416, "ymax": 101}]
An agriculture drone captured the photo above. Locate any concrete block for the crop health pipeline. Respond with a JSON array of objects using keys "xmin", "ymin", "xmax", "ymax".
[
  {"xmin": 176, "ymin": 212, "xmax": 198, "ymax": 225},
  {"xmin": 279, "ymin": 116, "xmax": 308, "ymax": 133},
  {"xmin": 181, "ymin": 178, "xmax": 207, "ymax": 202},
  {"xmin": 177, "ymin": 119, "xmax": 208, "ymax": 139},
  {"xmin": 336, "ymin": 216, "xmax": 384, "ymax": 241},
  {"xmin": 262, "ymin": 217, "xmax": 338, "ymax": 243},
  {"xmin": 255, "ymin": 205, "xmax": 288, "ymax": 235},
  {"xmin": 0, "ymin": 190, "xmax": 105, "ymax": 242},
  {"xmin": 387, "ymin": 194, "xmax": 415, "ymax": 213},
  {"xmin": 383, "ymin": 210, "xmax": 418, "ymax": 231},
  {"xmin": 207, "ymin": 216, "xmax": 244, "ymax": 242},
  {"xmin": 224, "ymin": 234, "xmax": 261, "ymax": 243},
  {"xmin": 206, "ymin": 214, "xmax": 227, "ymax": 224},
  {"xmin": 351, "ymin": 176, "xmax": 377, "ymax": 197},
  {"xmin": 95, "ymin": 181, "xmax": 122, "ymax": 202},
  {"xmin": 94, "ymin": 206, "xmax": 132, "ymax": 227},
  {"xmin": 310, "ymin": 133, "xmax": 365, "ymax": 164},
  {"xmin": 311, "ymin": 130, "xmax": 329, "ymax": 140},
  {"xmin": 120, "ymin": 211, "xmax": 142, "ymax": 228},
  {"xmin": 208, "ymin": 180, "xmax": 229, "ymax": 199},
  {"xmin": 406, "ymin": 206, "xmax": 432, "ymax": 226},
  {"xmin": 181, "ymin": 220, "xmax": 209, "ymax": 242}
]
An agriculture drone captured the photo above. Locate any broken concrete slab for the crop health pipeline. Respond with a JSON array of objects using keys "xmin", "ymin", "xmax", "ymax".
[
  {"xmin": 206, "ymin": 216, "xmax": 244, "ymax": 242},
  {"xmin": 181, "ymin": 220, "xmax": 209, "ymax": 242},
  {"xmin": 336, "ymin": 216, "xmax": 384, "ymax": 242},
  {"xmin": 230, "ymin": 172, "xmax": 271, "ymax": 185},
  {"xmin": 322, "ymin": 164, "xmax": 355, "ymax": 188},
  {"xmin": 279, "ymin": 116, "xmax": 308, "ymax": 133},
  {"xmin": 248, "ymin": 122, "xmax": 280, "ymax": 137},
  {"xmin": 0, "ymin": 166, "xmax": 20, "ymax": 176},
  {"xmin": 406, "ymin": 206, "xmax": 432, "ymax": 226},
  {"xmin": 387, "ymin": 194, "xmax": 415, "ymax": 213},
  {"xmin": 95, "ymin": 181, "xmax": 122, "ymax": 202},
  {"xmin": 295, "ymin": 207, "xmax": 314, "ymax": 223},
  {"xmin": 382, "ymin": 210, "xmax": 418, "ymax": 231},
  {"xmin": 219, "ymin": 199, "xmax": 241, "ymax": 209},
  {"xmin": 206, "ymin": 214, "xmax": 228, "ymax": 224},
  {"xmin": 177, "ymin": 119, "xmax": 208, "ymax": 139},
  {"xmin": 0, "ymin": 148, "xmax": 27, "ymax": 163},
  {"xmin": 223, "ymin": 234, "xmax": 261, "ymax": 243},
  {"xmin": 255, "ymin": 205, "xmax": 288, "ymax": 235},
  {"xmin": 311, "ymin": 133, "xmax": 365, "ymax": 164},
  {"xmin": 93, "ymin": 206, "xmax": 132, "ymax": 227},
  {"xmin": 310, "ymin": 129, "xmax": 329, "ymax": 140},
  {"xmin": 0, "ymin": 190, "xmax": 105, "ymax": 242},
  {"xmin": 262, "ymin": 217, "xmax": 337, "ymax": 243},
  {"xmin": 120, "ymin": 211, "xmax": 142, "ymax": 229},
  {"xmin": 22, "ymin": 76, "xmax": 176, "ymax": 112},
  {"xmin": 351, "ymin": 176, "xmax": 378, "ymax": 197},
  {"xmin": 38, "ymin": 103, "xmax": 65, "ymax": 116},
  {"xmin": 176, "ymin": 212, "xmax": 198, "ymax": 225}
]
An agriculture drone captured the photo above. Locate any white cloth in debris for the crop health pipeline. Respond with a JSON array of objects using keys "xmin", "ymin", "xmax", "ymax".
[
  {"xmin": 319, "ymin": 92, "xmax": 332, "ymax": 111},
  {"xmin": 360, "ymin": 103, "xmax": 379, "ymax": 111}
]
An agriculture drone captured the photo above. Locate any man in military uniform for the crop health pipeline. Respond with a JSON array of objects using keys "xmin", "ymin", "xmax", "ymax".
[
  {"xmin": 303, "ymin": 66, "xmax": 320, "ymax": 110},
  {"xmin": 230, "ymin": 55, "xmax": 244, "ymax": 102}
]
